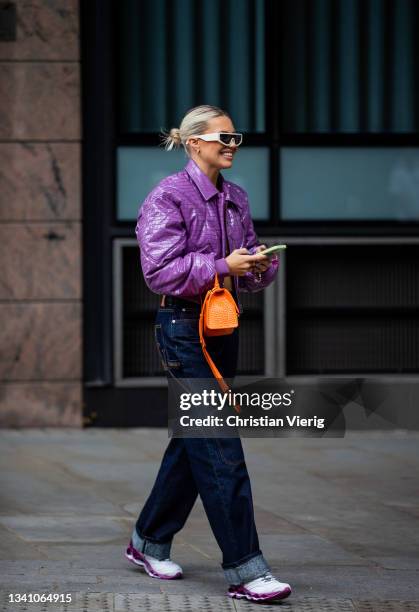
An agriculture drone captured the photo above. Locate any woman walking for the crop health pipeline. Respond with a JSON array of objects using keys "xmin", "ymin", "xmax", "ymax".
[{"xmin": 126, "ymin": 105, "xmax": 292, "ymax": 603}]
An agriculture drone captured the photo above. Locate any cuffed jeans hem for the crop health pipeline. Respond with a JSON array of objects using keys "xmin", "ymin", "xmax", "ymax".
[
  {"xmin": 132, "ymin": 527, "xmax": 172, "ymax": 561},
  {"xmin": 222, "ymin": 552, "xmax": 271, "ymax": 585}
]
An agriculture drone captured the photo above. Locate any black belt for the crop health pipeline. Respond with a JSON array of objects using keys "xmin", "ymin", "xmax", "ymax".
[{"xmin": 160, "ymin": 295, "xmax": 201, "ymax": 309}]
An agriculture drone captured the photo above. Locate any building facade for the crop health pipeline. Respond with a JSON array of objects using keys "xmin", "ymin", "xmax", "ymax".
[
  {"xmin": 1, "ymin": 0, "xmax": 418, "ymax": 427},
  {"xmin": 0, "ymin": 0, "xmax": 82, "ymax": 426}
]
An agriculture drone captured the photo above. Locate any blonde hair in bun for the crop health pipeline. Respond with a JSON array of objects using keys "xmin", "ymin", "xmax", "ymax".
[
  {"xmin": 163, "ymin": 128, "xmax": 182, "ymax": 151},
  {"xmin": 160, "ymin": 104, "xmax": 230, "ymax": 156}
]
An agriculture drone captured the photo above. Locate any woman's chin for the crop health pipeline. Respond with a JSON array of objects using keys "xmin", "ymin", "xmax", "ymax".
[{"xmin": 218, "ymin": 157, "xmax": 234, "ymax": 167}]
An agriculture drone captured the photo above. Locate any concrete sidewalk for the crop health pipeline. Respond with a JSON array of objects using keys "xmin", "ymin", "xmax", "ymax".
[{"xmin": 0, "ymin": 428, "xmax": 418, "ymax": 612}]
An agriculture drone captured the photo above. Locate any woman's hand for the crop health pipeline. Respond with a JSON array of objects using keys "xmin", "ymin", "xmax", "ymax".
[
  {"xmin": 225, "ymin": 247, "xmax": 270, "ymax": 276},
  {"xmin": 249, "ymin": 244, "xmax": 272, "ymax": 274}
]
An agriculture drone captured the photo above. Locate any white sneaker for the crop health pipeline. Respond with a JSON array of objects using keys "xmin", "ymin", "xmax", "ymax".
[
  {"xmin": 125, "ymin": 539, "xmax": 183, "ymax": 579},
  {"xmin": 227, "ymin": 572, "xmax": 292, "ymax": 601}
]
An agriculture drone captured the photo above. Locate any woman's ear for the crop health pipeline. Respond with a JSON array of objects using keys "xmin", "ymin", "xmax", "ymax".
[{"xmin": 187, "ymin": 137, "xmax": 200, "ymax": 154}]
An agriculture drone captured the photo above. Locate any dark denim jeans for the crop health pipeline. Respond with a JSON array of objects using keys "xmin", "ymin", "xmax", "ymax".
[{"xmin": 133, "ymin": 303, "xmax": 270, "ymax": 585}]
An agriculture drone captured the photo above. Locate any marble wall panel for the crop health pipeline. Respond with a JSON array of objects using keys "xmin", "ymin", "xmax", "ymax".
[
  {"xmin": 0, "ymin": 63, "xmax": 80, "ymax": 140},
  {"xmin": 0, "ymin": 1, "xmax": 83, "ymax": 426},
  {"xmin": 0, "ymin": 0, "xmax": 79, "ymax": 61},
  {"xmin": 0, "ymin": 382, "xmax": 82, "ymax": 427},
  {"xmin": 0, "ymin": 143, "xmax": 80, "ymax": 221},
  {"xmin": 0, "ymin": 222, "xmax": 81, "ymax": 299},
  {"xmin": 0, "ymin": 302, "xmax": 82, "ymax": 380}
]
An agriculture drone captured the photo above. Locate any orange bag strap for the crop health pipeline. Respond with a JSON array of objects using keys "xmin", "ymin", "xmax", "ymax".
[{"xmin": 199, "ymin": 274, "xmax": 241, "ymax": 413}]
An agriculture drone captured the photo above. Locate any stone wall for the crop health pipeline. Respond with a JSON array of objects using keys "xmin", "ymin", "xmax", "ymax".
[{"xmin": 0, "ymin": 1, "xmax": 82, "ymax": 426}]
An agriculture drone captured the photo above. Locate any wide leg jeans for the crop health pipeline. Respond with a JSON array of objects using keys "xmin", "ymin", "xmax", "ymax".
[{"xmin": 133, "ymin": 302, "xmax": 270, "ymax": 585}]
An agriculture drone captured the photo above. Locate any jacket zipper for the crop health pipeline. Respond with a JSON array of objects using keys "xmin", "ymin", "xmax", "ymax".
[{"xmin": 223, "ymin": 203, "xmax": 242, "ymax": 315}]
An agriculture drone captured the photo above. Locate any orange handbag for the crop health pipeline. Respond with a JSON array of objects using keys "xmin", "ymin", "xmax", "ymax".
[{"xmin": 198, "ymin": 273, "xmax": 241, "ymax": 413}]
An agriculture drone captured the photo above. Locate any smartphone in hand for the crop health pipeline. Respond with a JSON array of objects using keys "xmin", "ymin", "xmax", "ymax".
[{"xmin": 257, "ymin": 244, "xmax": 287, "ymax": 257}]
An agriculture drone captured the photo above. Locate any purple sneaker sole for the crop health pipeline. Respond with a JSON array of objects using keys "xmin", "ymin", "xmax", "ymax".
[
  {"xmin": 227, "ymin": 584, "xmax": 292, "ymax": 602},
  {"xmin": 125, "ymin": 541, "xmax": 182, "ymax": 580}
]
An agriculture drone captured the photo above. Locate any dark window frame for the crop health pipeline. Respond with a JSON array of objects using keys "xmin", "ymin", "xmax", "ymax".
[
  {"xmin": 81, "ymin": 0, "xmax": 419, "ymax": 425},
  {"xmin": 113, "ymin": 0, "xmax": 419, "ymax": 235}
]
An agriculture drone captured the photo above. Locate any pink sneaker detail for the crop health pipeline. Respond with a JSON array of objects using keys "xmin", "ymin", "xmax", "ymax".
[
  {"xmin": 227, "ymin": 572, "xmax": 292, "ymax": 602},
  {"xmin": 125, "ymin": 539, "xmax": 182, "ymax": 580}
]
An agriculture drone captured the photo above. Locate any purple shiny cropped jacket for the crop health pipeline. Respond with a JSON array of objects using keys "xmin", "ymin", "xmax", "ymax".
[{"xmin": 135, "ymin": 158, "xmax": 279, "ymax": 314}]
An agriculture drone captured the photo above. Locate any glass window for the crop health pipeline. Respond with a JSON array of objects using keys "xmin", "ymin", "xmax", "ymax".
[
  {"xmin": 118, "ymin": 0, "xmax": 265, "ymax": 133},
  {"xmin": 280, "ymin": 0, "xmax": 418, "ymax": 133},
  {"xmin": 117, "ymin": 147, "xmax": 269, "ymax": 221},
  {"xmin": 280, "ymin": 148, "xmax": 419, "ymax": 221}
]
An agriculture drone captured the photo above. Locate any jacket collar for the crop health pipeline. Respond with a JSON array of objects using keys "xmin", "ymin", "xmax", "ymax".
[{"xmin": 184, "ymin": 158, "xmax": 240, "ymax": 205}]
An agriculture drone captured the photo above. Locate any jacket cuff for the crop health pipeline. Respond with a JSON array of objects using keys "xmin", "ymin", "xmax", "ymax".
[
  {"xmin": 261, "ymin": 255, "xmax": 279, "ymax": 283},
  {"xmin": 238, "ymin": 255, "xmax": 279, "ymax": 292},
  {"xmin": 215, "ymin": 257, "xmax": 230, "ymax": 278}
]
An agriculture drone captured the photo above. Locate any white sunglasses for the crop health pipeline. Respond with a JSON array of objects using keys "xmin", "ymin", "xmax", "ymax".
[{"xmin": 189, "ymin": 132, "xmax": 243, "ymax": 147}]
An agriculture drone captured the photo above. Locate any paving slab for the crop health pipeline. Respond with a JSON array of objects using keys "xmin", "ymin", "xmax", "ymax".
[
  {"xmin": 258, "ymin": 534, "xmax": 367, "ymax": 566},
  {"xmin": 0, "ymin": 516, "xmax": 128, "ymax": 543},
  {"xmin": 234, "ymin": 598, "xmax": 356, "ymax": 611},
  {"xmin": 0, "ymin": 428, "xmax": 418, "ymax": 610},
  {"xmin": 2, "ymin": 593, "xmax": 419, "ymax": 612}
]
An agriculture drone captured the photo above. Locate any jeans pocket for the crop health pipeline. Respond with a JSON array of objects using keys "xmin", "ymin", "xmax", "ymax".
[
  {"xmin": 215, "ymin": 437, "xmax": 245, "ymax": 466},
  {"xmin": 154, "ymin": 323, "xmax": 181, "ymax": 371},
  {"xmin": 170, "ymin": 316, "xmax": 201, "ymax": 342},
  {"xmin": 168, "ymin": 315, "xmax": 212, "ymax": 373}
]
